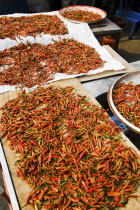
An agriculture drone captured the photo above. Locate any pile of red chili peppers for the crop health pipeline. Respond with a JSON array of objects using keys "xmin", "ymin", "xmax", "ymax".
[
  {"xmin": 113, "ymin": 81, "xmax": 140, "ymax": 128},
  {"xmin": 0, "ymin": 85, "xmax": 140, "ymax": 209},
  {"xmin": 0, "ymin": 39, "xmax": 104, "ymax": 88},
  {"xmin": 62, "ymin": 10, "xmax": 102, "ymax": 22},
  {"xmin": 0, "ymin": 14, "xmax": 68, "ymax": 39}
]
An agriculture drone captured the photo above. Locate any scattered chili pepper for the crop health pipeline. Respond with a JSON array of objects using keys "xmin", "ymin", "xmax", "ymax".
[
  {"xmin": 0, "ymin": 85, "xmax": 140, "ymax": 209},
  {"xmin": 0, "ymin": 14, "xmax": 68, "ymax": 40},
  {"xmin": 113, "ymin": 81, "xmax": 140, "ymax": 128},
  {"xmin": 0, "ymin": 39, "xmax": 105, "ymax": 88}
]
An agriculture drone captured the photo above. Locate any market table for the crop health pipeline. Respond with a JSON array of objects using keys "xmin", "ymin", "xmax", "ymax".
[
  {"xmin": 89, "ymin": 18, "xmax": 122, "ymax": 50},
  {"xmin": 0, "ymin": 45, "xmax": 140, "ymax": 210}
]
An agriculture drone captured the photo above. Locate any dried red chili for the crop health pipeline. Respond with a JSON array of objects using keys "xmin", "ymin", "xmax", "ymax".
[
  {"xmin": 0, "ymin": 14, "xmax": 68, "ymax": 39},
  {"xmin": 0, "ymin": 38, "xmax": 105, "ymax": 88},
  {"xmin": 0, "ymin": 85, "xmax": 140, "ymax": 209}
]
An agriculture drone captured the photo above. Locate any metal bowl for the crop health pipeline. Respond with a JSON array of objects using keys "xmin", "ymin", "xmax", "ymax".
[
  {"xmin": 107, "ymin": 71, "xmax": 140, "ymax": 134},
  {"xmin": 59, "ymin": 5, "xmax": 107, "ymax": 24}
]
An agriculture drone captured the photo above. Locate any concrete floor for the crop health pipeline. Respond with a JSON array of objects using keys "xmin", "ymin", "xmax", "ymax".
[
  {"xmin": 117, "ymin": 20, "xmax": 140, "ymax": 63},
  {"xmin": 0, "ymin": 19, "xmax": 140, "ymax": 210},
  {"xmin": 0, "ymin": 173, "xmax": 9, "ymax": 210}
]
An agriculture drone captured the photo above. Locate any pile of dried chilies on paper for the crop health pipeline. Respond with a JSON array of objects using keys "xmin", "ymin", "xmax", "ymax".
[
  {"xmin": 0, "ymin": 14, "xmax": 68, "ymax": 39},
  {"xmin": 0, "ymin": 85, "xmax": 140, "ymax": 210},
  {"xmin": 113, "ymin": 81, "xmax": 140, "ymax": 128},
  {"xmin": 0, "ymin": 38, "xmax": 104, "ymax": 88},
  {"xmin": 62, "ymin": 10, "xmax": 102, "ymax": 22}
]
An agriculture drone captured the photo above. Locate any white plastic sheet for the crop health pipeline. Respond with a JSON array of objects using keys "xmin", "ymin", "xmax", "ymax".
[{"xmin": 0, "ymin": 11, "xmax": 125, "ymax": 93}]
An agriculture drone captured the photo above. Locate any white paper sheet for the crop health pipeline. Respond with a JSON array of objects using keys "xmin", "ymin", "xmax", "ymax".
[{"xmin": 0, "ymin": 11, "xmax": 125, "ymax": 93}]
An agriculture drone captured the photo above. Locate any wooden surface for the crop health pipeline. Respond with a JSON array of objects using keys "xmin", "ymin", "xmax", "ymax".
[
  {"xmin": 0, "ymin": 78, "xmax": 140, "ymax": 210},
  {"xmin": 90, "ymin": 18, "xmax": 121, "ymax": 35},
  {"xmin": 89, "ymin": 18, "xmax": 122, "ymax": 50},
  {"xmin": 78, "ymin": 45, "xmax": 136, "ymax": 82}
]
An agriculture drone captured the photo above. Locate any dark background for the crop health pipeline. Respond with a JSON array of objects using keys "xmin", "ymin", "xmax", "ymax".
[
  {"xmin": 0, "ymin": 0, "xmax": 139, "ymax": 15},
  {"xmin": 0, "ymin": 0, "xmax": 28, "ymax": 14}
]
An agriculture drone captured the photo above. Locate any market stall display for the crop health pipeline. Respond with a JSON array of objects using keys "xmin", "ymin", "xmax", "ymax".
[
  {"xmin": 0, "ymin": 8, "xmax": 139, "ymax": 210},
  {"xmin": 0, "ymin": 79, "xmax": 140, "ymax": 210}
]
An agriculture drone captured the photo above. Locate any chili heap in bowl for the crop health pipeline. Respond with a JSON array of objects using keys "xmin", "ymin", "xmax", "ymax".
[
  {"xmin": 62, "ymin": 9, "xmax": 102, "ymax": 22},
  {"xmin": 113, "ymin": 81, "xmax": 140, "ymax": 129}
]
